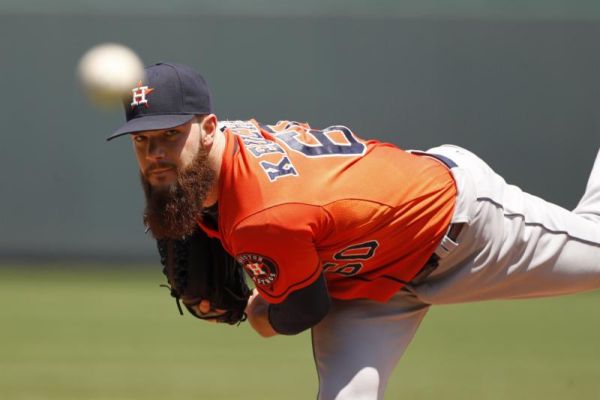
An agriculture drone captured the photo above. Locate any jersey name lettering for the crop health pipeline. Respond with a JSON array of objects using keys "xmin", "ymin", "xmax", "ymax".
[
  {"xmin": 223, "ymin": 120, "xmax": 367, "ymax": 183},
  {"xmin": 260, "ymin": 157, "xmax": 299, "ymax": 181},
  {"xmin": 222, "ymin": 120, "xmax": 299, "ymax": 181}
]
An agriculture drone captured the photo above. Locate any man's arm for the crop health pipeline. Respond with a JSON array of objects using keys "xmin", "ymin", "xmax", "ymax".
[
  {"xmin": 245, "ymin": 289, "xmax": 278, "ymax": 337},
  {"xmin": 246, "ymin": 273, "xmax": 331, "ymax": 337}
]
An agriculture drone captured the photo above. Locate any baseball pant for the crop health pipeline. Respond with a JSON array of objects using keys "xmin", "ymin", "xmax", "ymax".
[{"xmin": 311, "ymin": 144, "xmax": 600, "ymax": 400}]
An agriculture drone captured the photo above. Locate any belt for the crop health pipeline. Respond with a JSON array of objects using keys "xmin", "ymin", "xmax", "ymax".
[
  {"xmin": 409, "ymin": 151, "xmax": 464, "ymax": 284},
  {"xmin": 409, "ymin": 150, "xmax": 457, "ymax": 170},
  {"xmin": 425, "ymin": 153, "xmax": 457, "ymax": 169}
]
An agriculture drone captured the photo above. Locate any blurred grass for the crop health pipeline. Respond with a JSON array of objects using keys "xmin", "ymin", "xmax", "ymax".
[{"xmin": 0, "ymin": 266, "xmax": 599, "ymax": 400}]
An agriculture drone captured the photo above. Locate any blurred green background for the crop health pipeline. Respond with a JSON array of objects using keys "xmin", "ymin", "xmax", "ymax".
[
  {"xmin": 2, "ymin": 1, "xmax": 600, "ymax": 399},
  {"xmin": 2, "ymin": 0, "xmax": 600, "ymax": 259},
  {"xmin": 2, "ymin": 267, "xmax": 599, "ymax": 399}
]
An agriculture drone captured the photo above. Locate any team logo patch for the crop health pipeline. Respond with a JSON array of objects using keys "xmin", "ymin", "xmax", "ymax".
[
  {"xmin": 130, "ymin": 80, "xmax": 155, "ymax": 108},
  {"xmin": 236, "ymin": 253, "xmax": 279, "ymax": 289}
]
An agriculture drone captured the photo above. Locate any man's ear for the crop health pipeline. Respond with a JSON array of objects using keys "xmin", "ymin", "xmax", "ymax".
[{"xmin": 200, "ymin": 114, "xmax": 218, "ymax": 147}]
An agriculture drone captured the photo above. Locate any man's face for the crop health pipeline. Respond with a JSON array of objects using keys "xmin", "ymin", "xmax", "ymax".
[
  {"xmin": 132, "ymin": 119, "xmax": 201, "ymax": 189},
  {"xmin": 131, "ymin": 117, "xmax": 216, "ymax": 239}
]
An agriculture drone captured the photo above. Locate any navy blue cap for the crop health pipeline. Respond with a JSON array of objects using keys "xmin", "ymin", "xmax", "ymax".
[{"xmin": 107, "ymin": 62, "xmax": 212, "ymax": 140}]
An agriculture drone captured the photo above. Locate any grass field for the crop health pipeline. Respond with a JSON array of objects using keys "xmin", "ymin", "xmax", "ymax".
[{"xmin": 1, "ymin": 266, "xmax": 599, "ymax": 400}]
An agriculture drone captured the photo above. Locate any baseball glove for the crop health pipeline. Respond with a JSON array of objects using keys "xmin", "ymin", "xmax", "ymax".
[{"xmin": 156, "ymin": 227, "xmax": 251, "ymax": 325}]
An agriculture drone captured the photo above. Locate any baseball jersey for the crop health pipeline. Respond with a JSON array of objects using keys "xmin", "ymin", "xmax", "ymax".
[{"xmin": 199, "ymin": 120, "xmax": 456, "ymax": 304}]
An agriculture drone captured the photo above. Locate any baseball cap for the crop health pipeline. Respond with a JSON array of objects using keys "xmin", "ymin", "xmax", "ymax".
[{"xmin": 107, "ymin": 62, "xmax": 212, "ymax": 140}]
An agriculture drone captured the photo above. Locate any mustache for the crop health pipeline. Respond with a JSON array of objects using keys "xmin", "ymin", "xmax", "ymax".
[{"xmin": 144, "ymin": 161, "xmax": 177, "ymax": 175}]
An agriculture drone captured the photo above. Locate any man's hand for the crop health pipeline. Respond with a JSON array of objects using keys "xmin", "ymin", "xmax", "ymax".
[
  {"xmin": 192, "ymin": 300, "xmax": 227, "ymax": 323},
  {"xmin": 245, "ymin": 289, "xmax": 278, "ymax": 338}
]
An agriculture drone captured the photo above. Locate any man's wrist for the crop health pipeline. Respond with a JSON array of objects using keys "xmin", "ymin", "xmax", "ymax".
[{"xmin": 246, "ymin": 289, "xmax": 278, "ymax": 338}]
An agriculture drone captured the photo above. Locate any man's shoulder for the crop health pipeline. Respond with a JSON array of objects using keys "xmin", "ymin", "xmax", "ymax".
[
  {"xmin": 217, "ymin": 119, "xmax": 259, "ymax": 132},
  {"xmin": 218, "ymin": 119, "xmax": 312, "ymax": 133}
]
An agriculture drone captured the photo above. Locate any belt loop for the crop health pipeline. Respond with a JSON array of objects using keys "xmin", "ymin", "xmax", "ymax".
[
  {"xmin": 434, "ymin": 222, "xmax": 465, "ymax": 258},
  {"xmin": 435, "ymin": 232, "xmax": 459, "ymax": 257}
]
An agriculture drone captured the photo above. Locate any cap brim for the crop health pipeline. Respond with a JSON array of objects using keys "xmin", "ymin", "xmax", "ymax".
[{"xmin": 107, "ymin": 114, "xmax": 195, "ymax": 141}]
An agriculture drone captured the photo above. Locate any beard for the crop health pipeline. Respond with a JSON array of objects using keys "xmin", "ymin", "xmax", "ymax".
[{"xmin": 141, "ymin": 149, "xmax": 216, "ymax": 240}]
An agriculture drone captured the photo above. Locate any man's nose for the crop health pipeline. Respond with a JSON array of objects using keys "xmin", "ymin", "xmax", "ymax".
[{"xmin": 147, "ymin": 138, "xmax": 166, "ymax": 160}]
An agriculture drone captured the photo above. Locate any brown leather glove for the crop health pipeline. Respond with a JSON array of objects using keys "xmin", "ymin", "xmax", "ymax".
[{"xmin": 157, "ymin": 227, "xmax": 251, "ymax": 325}]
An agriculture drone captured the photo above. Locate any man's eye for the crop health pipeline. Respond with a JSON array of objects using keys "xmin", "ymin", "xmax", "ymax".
[
  {"xmin": 133, "ymin": 135, "xmax": 146, "ymax": 143},
  {"xmin": 165, "ymin": 130, "xmax": 179, "ymax": 138}
]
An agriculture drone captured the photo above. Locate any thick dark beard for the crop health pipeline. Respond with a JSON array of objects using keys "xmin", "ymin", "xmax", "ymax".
[{"xmin": 141, "ymin": 149, "xmax": 215, "ymax": 239}]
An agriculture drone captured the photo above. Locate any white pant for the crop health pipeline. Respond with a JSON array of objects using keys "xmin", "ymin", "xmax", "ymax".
[{"xmin": 312, "ymin": 145, "xmax": 600, "ymax": 400}]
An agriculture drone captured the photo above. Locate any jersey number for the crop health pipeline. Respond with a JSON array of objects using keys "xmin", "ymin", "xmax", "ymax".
[
  {"xmin": 323, "ymin": 241, "xmax": 379, "ymax": 277},
  {"xmin": 276, "ymin": 125, "xmax": 366, "ymax": 158}
]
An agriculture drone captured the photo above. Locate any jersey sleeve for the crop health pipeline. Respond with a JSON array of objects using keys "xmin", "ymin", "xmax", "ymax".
[
  {"xmin": 268, "ymin": 272, "xmax": 331, "ymax": 334},
  {"xmin": 230, "ymin": 204, "xmax": 329, "ymax": 304}
]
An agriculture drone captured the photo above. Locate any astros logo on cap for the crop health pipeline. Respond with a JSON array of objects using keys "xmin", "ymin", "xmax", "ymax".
[{"xmin": 130, "ymin": 81, "xmax": 155, "ymax": 108}]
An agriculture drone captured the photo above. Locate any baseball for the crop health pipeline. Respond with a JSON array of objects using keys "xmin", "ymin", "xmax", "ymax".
[{"xmin": 77, "ymin": 43, "xmax": 144, "ymax": 107}]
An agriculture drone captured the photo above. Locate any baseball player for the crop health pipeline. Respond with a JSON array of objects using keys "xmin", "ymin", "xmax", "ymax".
[{"xmin": 108, "ymin": 62, "xmax": 600, "ymax": 399}]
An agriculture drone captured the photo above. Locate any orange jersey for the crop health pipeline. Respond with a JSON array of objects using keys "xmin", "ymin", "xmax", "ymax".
[{"xmin": 200, "ymin": 120, "xmax": 456, "ymax": 304}]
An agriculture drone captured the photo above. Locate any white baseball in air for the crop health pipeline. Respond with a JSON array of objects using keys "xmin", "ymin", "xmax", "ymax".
[{"xmin": 77, "ymin": 43, "xmax": 144, "ymax": 107}]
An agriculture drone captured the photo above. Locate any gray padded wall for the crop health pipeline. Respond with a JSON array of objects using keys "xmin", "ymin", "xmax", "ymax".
[{"xmin": 1, "ymin": 14, "xmax": 599, "ymax": 261}]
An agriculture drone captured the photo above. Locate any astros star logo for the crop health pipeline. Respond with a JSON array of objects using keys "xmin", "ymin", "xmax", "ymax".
[
  {"xmin": 236, "ymin": 253, "xmax": 279, "ymax": 289},
  {"xmin": 130, "ymin": 81, "xmax": 155, "ymax": 108},
  {"xmin": 245, "ymin": 262, "xmax": 265, "ymax": 277}
]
